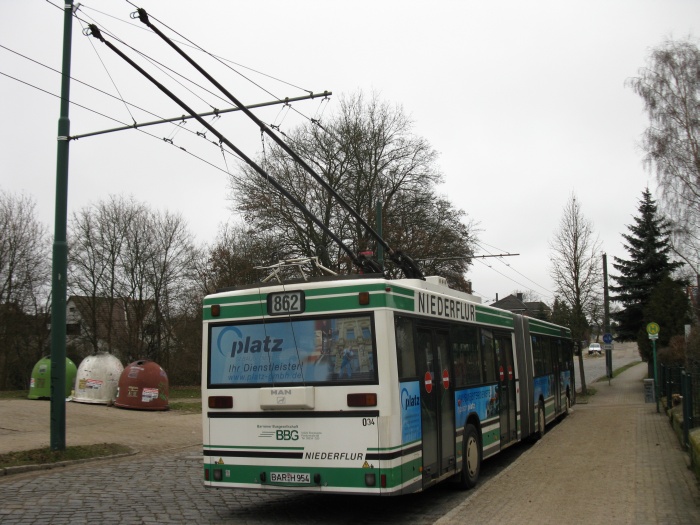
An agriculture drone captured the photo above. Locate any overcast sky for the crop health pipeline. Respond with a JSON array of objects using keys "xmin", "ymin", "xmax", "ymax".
[{"xmin": 2, "ymin": 0, "xmax": 698, "ymax": 305}]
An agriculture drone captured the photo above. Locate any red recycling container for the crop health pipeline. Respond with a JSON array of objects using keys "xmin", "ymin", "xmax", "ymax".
[{"xmin": 114, "ymin": 360, "xmax": 169, "ymax": 411}]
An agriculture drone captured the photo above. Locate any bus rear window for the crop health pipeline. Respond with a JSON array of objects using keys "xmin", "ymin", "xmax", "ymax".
[{"xmin": 208, "ymin": 314, "xmax": 377, "ymax": 387}]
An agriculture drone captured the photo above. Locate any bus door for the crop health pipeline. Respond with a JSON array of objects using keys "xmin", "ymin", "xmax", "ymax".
[
  {"xmin": 415, "ymin": 327, "xmax": 455, "ymax": 486},
  {"xmin": 552, "ymin": 339, "xmax": 563, "ymax": 414},
  {"xmin": 495, "ymin": 332, "xmax": 517, "ymax": 445}
]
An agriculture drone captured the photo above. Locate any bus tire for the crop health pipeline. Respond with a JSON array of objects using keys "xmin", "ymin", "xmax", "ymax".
[
  {"xmin": 459, "ymin": 424, "xmax": 481, "ymax": 489},
  {"xmin": 537, "ymin": 401, "xmax": 546, "ymax": 439}
]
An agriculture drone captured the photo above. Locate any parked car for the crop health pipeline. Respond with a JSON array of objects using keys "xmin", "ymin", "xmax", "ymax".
[{"xmin": 588, "ymin": 343, "xmax": 602, "ymax": 355}]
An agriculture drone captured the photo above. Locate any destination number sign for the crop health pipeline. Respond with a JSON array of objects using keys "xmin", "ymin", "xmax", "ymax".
[{"xmin": 267, "ymin": 291, "xmax": 305, "ymax": 316}]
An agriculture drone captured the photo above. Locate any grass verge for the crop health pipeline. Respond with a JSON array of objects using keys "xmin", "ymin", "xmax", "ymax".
[
  {"xmin": 0, "ymin": 443, "xmax": 132, "ymax": 469},
  {"xmin": 610, "ymin": 360, "xmax": 642, "ymax": 378},
  {"xmin": 576, "ymin": 387, "xmax": 597, "ymax": 404},
  {"xmin": 168, "ymin": 401, "xmax": 201, "ymax": 413},
  {"xmin": 169, "ymin": 386, "xmax": 200, "ymax": 399},
  {"xmin": 1, "ymin": 387, "xmax": 200, "ymax": 402},
  {"xmin": 0, "ymin": 390, "xmax": 28, "ymax": 399}
]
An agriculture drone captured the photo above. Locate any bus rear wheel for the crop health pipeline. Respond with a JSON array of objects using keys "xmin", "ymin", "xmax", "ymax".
[{"xmin": 459, "ymin": 423, "xmax": 481, "ymax": 489}]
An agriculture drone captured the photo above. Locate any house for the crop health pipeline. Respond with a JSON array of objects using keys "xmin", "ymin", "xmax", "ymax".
[
  {"xmin": 66, "ymin": 296, "xmax": 157, "ymax": 362},
  {"xmin": 492, "ymin": 293, "xmax": 551, "ymax": 321}
]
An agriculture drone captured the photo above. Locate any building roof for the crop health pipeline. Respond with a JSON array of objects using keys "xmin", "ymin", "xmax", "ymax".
[{"xmin": 492, "ymin": 294, "xmax": 552, "ymax": 320}]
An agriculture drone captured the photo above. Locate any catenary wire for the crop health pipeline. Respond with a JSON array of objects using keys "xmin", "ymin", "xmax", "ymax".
[
  {"xmin": 121, "ymin": 0, "xmax": 321, "ymax": 127},
  {"xmin": 474, "ymin": 241, "xmax": 555, "ymax": 297},
  {"xmin": 0, "ymin": 44, "xmax": 249, "ymax": 162},
  {"xmin": 0, "ymin": 68, "xmax": 246, "ymax": 175}
]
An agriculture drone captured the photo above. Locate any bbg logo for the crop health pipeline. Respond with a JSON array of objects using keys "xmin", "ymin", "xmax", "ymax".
[{"xmin": 276, "ymin": 430, "xmax": 299, "ymax": 441}]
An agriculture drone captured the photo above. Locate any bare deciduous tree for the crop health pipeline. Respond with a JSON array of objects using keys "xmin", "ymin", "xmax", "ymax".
[
  {"xmin": 69, "ymin": 196, "xmax": 198, "ymax": 367},
  {"xmin": 198, "ymin": 222, "xmax": 277, "ymax": 293},
  {"xmin": 69, "ymin": 196, "xmax": 136, "ymax": 354},
  {"xmin": 147, "ymin": 209, "xmax": 197, "ymax": 367},
  {"xmin": 549, "ymin": 193, "xmax": 603, "ymax": 395},
  {"xmin": 628, "ymin": 38, "xmax": 700, "ymax": 274},
  {"xmin": 229, "ymin": 91, "xmax": 477, "ymax": 287},
  {"xmin": 0, "ymin": 190, "xmax": 50, "ymax": 389}
]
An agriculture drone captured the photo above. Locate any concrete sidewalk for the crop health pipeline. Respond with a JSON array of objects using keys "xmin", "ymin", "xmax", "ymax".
[{"xmin": 436, "ymin": 362, "xmax": 700, "ymax": 525}]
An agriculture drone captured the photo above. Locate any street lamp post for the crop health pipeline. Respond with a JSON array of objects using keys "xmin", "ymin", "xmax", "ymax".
[
  {"xmin": 50, "ymin": 0, "xmax": 74, "ymax": 451},
  {"xmin": 647, "ymin": 322, "xmax": 660, "ymax": 414}
]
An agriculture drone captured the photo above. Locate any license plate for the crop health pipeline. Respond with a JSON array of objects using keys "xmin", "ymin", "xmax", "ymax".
[{"xmin": 270, "ymin": 472, "xmax": 310, "ymax": 484}]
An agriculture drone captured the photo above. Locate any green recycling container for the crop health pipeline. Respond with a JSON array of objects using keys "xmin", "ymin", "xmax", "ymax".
[{"xmin": 28, "ymin": 356, "xmax": 77, "ymax": 399}]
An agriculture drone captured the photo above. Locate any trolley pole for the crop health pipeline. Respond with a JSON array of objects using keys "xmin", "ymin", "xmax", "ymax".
[
  {"xmin": 50, "ymin": 0, "xmax": 74, "ymax": 451},
  {"xmin": 375, "ymin": 200, "xmax": 384, "ymax": 271}
]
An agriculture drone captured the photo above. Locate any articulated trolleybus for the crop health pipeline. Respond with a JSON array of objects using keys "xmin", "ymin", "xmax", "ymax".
[{"xmin": 202, "ymin": 271, "xmax": 574, "ymax": 495}]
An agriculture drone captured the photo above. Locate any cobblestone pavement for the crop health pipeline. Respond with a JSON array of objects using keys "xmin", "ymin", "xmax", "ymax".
[
  {"xmin": 0, "ymin": 441, "xmax": 526, "ymax": 525},
  {"xmin": 435, "ymin": 362, "xmax": 700, "ymax": 525}
]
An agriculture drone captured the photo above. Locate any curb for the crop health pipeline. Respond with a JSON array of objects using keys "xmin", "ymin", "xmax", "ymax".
[{"xmin": 0, "ymin": 449, "xmax": 139, "ymax": 477}]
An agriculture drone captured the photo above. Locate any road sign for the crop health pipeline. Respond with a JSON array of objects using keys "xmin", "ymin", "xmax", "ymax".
[
  {"xmin": 442, "ymin": 369, "xmax": 450, "ymax": 389},
  {"xmin": 646, "ymin": 322, "xmax": 660, "ymax": 335},
  {"xmin": 604, "ymin": 343, "xmax": 612, "ymax": 351},
  {"xmin": 603, "ymin": 333, "xmax": 613, "ymax": 344},
  {"xmin": 649, "ymin": 334, "xmax": 659, "ymax": 340},
  {"xmin": 424, "ymin": 371, "xmax": 433, "ymax": 394}
]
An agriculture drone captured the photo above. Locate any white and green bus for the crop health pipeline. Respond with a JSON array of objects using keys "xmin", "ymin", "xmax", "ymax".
[{"xmin": 202, "ymin": 273, "xmax": 574, "ymax": 495}]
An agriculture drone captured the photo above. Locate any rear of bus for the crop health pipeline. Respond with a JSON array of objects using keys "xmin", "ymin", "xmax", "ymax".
[{"xmin": 201, "ymin": 278, "xmax": 399, "ymax": 495}]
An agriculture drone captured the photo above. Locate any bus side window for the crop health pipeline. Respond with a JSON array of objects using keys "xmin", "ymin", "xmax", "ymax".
[
  {"xmin": 532, "ymin": 336, "xmax": 543, "ymax": 376},
  {"xmin": 481, "ymin": 329, "xmax": 496, "ymax": 383},
  {"xmin": 395, "ymin": 316, "xmax": 417, "ymax": 380},
  {"xmin": 451, "ymin": 325, "xmax": 480, "ymax": 387},
  {"xmin": 542, "ymin": 337, "xmax": 553, "ymax": 374}
]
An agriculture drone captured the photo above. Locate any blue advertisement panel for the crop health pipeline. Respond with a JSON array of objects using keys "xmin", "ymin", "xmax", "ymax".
[
  {"xmin": 454, "ymin": 384, "xmax": 499, "ymax": 429},
  {"xmin": 209, "ymin": 315, "xmax": 376, "ymax": 386},
  {"xmin": 400, "ymin": 381, "xmax": 422, "ymax": 444},
  {"xmin": 559, "ymin": 370, "xmax": 571, "ymax": 394},
  {"xmin": 533, "ymin": 375, "xmax": 552, "ymax": 403}
]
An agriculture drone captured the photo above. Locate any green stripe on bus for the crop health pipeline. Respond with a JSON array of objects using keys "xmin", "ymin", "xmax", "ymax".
[
  {"xmin": 204, "ymin": 445, "xmax": 304, "ymax": 451},
  {"xmin": 203, "ymin": 285, "xmax": 395, "ymax": 320},
  {"xmin": 303, "ymin": 283, "xmax": 388, "ymax": 297},
  {"xmin": 305, "ymin": 295, "xmax": 384, "ymax": 312},
  {"xmin": 482, "ymin": 427, "xmax": 501, "ymax": 447},
  {"xmin": 475, "ymin": 306, "xmax": 515, "ymax": 329},
  {"xmin": 203, "ymin": 284, "xmax": 527, "ymax": 333},
  {"xmin": 529, "ymin": 319, "xmax": 572, "ymax": 337},
  {"xmin": 203, "ymin": 302, "xmax": 264, "ymax": 320},
  {"xmin": 204, "ymin": 459, "xmax": 421, "ymax": 490}
]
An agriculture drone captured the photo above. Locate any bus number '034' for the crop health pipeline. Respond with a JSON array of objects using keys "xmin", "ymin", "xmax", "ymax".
[
  {"xmin": 363, "ymin": 418, "xmax": 375, "ymax": 426},
  {"xmin": 267, "ymin": 291, "xmax": 305, "ymax": 315}
]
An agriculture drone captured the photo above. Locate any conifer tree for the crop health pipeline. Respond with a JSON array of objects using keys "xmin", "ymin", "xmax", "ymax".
[
  {"xmin": 551, "ymin": 297, "xmax": 573, "ymax": 333},
  {"xmin": 643, "ymin": 276, "xmax": 691, "ymax": 353},
  {"xmin": 610, "ymin": 189, "xmax": 683, "ymax": 362}
]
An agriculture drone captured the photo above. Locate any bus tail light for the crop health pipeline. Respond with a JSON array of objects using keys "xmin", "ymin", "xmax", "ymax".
[
  {"xmin": 211, "ymin": 304, "xmax": 221, "ymax": 317},
  {"xmin": 208, "ymin": 396, "xmax": 233, "ymax": 409},
  {"xmin": 358, "ymin": 292, "xmax": 370, "ymax": 305},
  {"xmin": 347, "ymin": 393, "xmax": 377, "ymax": 407}
]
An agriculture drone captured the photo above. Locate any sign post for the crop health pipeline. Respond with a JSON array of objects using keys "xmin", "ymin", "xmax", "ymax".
[
  {"xmin": 603, "ymin": 332, "xmax": 613, "ymax": 383},
  {"xmin": 647, "ymin": 322, "xmax": 660, "ymax": 413}
]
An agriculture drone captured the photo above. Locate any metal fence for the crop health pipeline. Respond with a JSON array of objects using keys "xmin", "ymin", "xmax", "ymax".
[
  {"xmin": 660, "ymin": 365, "xmax": 700, "ymax": 448},
  {"xmin": 661, "ymin": 365, "xmax": 684, "ymax": 409}
]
